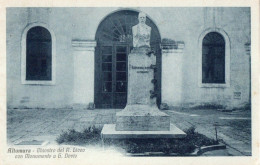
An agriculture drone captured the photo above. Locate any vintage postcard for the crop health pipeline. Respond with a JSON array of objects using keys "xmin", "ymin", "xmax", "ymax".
[{"xmin": 0, "ymin": 0, "xmax": 259, "ymax": 165}]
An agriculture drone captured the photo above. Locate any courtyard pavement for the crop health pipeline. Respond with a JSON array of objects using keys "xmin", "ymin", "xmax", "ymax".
[{"xmin": 7, "ymin": 107, "xmax": 251, "ymax": 156}]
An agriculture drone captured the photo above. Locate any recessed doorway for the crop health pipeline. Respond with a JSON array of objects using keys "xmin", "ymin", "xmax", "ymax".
[{"xmin": 94, "ymin": 10, "xmax": 161, "ymax": 108}]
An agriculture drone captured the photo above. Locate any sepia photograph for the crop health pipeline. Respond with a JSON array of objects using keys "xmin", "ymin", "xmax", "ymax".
[{"xmin": 1, "ymin": 1, "xmax": 259, "ymax": 165}]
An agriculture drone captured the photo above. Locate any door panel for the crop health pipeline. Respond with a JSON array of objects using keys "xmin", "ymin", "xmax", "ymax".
[
  {"xmin": 95, "ymin": 45, "xmax": 128, "ymax": 108},
  {"xmin": 114, "ymin": 93, "xmax": 127, "ymax": 108},
  {"xmin": 99, "ymin": 46, "xmax": 113, "ymax": 108},
  {"xmin": 114, "ymin": 45, "xmax": 128, "ymax": 108}
]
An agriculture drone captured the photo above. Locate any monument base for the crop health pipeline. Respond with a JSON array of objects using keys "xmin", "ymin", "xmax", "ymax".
[
  {"xmin": 116, "ymin": 104, "xmax": 170, "ymax": 131},
  {"xmin": 101, "ymin": 124, "xmax": 186, "ymax": 139}
]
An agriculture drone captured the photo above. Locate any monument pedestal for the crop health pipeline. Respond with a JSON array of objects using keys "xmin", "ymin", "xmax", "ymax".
[{"xmin": 102, "ymin": 48, "xmax": 186, "ymax": 139}]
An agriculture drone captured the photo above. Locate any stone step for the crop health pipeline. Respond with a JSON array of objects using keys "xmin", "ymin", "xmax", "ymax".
[{"xmin": 102, "ymin": 124, "xmax": 186, "ymax": 139}]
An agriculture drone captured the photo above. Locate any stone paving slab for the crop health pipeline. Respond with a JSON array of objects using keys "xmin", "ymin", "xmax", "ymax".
[
  {"xmin": 165, "ymin": 109, "xmax": 251, "ymax": 156},
  {"xmin": 6, "ymin": 108, "xmax": 251, "ymax": 156}
]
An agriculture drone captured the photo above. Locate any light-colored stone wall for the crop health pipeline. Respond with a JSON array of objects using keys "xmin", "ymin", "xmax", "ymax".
[
  {"xmin": 6, "ymin": 7, "xmax": 250, "ymax": 109},
  {"xmin": 160, "ymin": 8, "xmax": 250, "ymax": 109}
]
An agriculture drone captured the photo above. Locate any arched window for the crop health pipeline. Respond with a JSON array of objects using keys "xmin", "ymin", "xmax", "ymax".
[
  {"xmin": 202, "ymin": 32, "xmax": 225, "ymax": 83},
  {"xmin": 26, "ymin": 26, "xmax": 52, "ymax": 80}
]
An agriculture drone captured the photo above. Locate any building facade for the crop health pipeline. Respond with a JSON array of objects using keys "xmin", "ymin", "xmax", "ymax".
[{"xmin": 6, "ymin": 7, "xmax": 251, "ymax": 110}]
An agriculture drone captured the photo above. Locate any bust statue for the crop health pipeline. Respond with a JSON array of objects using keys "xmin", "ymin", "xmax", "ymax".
[{"xmin": 132, "ymin": 12, "xmax": 151, "ymax": 48}]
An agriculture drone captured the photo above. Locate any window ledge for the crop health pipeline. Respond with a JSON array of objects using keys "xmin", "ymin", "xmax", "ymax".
[
  {"xmin": 199, "ymin": 83, "xmax": 230, "ymax": 88},
  {"xmin": 22, "ymin": 80, "xmax": 55, "ymax": 86}
]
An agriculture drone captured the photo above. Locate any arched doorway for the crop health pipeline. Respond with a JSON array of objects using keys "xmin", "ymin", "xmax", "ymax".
[{"xmin": 94, "ymin": 10, "xmax": 161, "ymax": 108}]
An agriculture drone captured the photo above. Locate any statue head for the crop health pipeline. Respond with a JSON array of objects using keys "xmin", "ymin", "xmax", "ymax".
[{"xmin": 138, "ymin": 12, "xmax": 147, "ymax": 25}]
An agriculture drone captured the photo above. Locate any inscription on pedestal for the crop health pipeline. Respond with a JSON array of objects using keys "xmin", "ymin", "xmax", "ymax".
[{"xmin": 132, "ymin": 66, "xmax": 152, "ymax": 74}]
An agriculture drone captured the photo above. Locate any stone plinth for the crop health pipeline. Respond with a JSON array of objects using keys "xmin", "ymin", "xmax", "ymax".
[
  {"xmin": 116, "ymin": 105, "xmax": 170, "ymax": 131},
  {"xmin": 102, "ymin": 124, "xmax": 186, "ymax": 139}
]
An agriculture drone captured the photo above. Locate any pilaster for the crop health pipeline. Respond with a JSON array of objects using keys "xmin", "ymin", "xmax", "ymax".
[
  {"xmin": 161, "ymin": 40, "xmax": 185, "ymax": 107},
  {"xmin": 72, "ymin": 40, "xmax": 96, "ymax": 109}
]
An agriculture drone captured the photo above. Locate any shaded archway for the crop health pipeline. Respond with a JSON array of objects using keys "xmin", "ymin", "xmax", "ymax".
[{"xmin": 94, "ymin": 10, "xmax": 161, "ymax": 108}]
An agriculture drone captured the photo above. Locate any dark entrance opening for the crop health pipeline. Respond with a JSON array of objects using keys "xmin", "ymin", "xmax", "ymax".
[{"xmin": 94, "ymin": 10, "xmax": 161, "ymax": 109}]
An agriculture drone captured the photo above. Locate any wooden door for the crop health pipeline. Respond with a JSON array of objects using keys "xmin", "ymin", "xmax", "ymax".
[
  {"xmin": 95, "ymin": 45, "xmax": 129, "ymax": 108},
  {"xmin": 113, "ymin": 45, "xmax": 129, "ymax": 108}
]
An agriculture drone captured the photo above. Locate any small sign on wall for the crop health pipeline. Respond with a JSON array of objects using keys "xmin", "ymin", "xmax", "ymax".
[{"xmin": 233, "ymin": 92, "xmax": 242, "ymax": 100}]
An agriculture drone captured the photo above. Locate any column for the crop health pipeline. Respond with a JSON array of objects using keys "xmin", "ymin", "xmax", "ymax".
[
  {"xmin": 161, "ymin": 40, "xmax": 184, "ymax": 107},
  {"xmin": 72, "ymin": 40, "xmax": 96, "ymax": 109}
]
